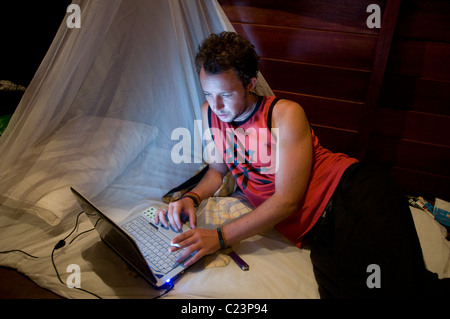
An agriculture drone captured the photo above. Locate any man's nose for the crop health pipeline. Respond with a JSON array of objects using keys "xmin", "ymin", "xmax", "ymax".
[{"xmin": 211, "ymin": 96, "xmax": 224, "ymax": 112}]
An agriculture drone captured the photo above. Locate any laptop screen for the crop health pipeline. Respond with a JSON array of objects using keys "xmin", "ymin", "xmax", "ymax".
[{"xmin": 71, "ymin": 188, "xmax": 157, "ymax": 284}]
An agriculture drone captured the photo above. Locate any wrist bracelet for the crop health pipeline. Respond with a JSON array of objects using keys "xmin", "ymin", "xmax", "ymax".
[
  {"xmin": 217, "ymin": 227, "xmax": 226, "ymax": 249},
  {"xmin": 180, "ymin": 191, "xmax": 201, "ymax": 207}
]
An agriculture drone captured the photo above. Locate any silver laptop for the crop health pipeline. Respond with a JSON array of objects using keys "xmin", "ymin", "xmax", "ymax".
[{"xmin": 70, "ymin": 187, "xmax": 193, "ymax": 289}]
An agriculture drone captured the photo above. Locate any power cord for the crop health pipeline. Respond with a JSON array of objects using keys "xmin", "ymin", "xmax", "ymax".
[
  {"xmin": 0, "ymin": 249, "xmax": 39, "ymax": 259},
  {"xmin": 1, "ymin": 211, "xmax": 176, "ymax": 299},
  {"xmin": 153, "ymin": 282, "xmax": 175, "ymax": 299},
  {"xmin": 51, "ymin": 211, "xmax": 101, "ymax": 299},
  {"xmin": 0, "ymin": 211, "xmax": 100, "ymax": 298}
]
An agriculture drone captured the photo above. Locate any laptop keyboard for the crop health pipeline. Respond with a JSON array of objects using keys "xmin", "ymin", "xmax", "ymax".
[{"xmin": 122, "ymin": 215, "xmax": 182, "ymax": 275}]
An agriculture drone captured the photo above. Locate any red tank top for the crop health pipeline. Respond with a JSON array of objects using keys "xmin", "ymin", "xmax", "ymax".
[{"xmin": 208, "ymin": 95, "xmax": 358, "ymax": 247}]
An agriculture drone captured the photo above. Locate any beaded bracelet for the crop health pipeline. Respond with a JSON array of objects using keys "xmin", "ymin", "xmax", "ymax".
[
  {"xmin": 217, "ymin": 227, "xmax": 226, "ymax": 249},
  {"xmin": 180, "ymin": 191, "xmax": 201, "ymax": 207}
]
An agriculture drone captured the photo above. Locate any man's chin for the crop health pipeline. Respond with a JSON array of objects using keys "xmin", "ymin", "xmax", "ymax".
[{"xmin": 217, "ymin": 114, "xmax": 232, "ymax": 122}]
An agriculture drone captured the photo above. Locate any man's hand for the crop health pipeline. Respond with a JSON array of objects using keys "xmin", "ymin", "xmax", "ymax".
[
  {"xmin": 155, "ymin": 197, "xmax": 196, "ymax": 231},
  {"xmin": 155, "ymin": 199, "xmax": 220, "ymax": 267},
  {"xmin": 170, "ymin": 228, "xmax": 220, "ymax": 267}
]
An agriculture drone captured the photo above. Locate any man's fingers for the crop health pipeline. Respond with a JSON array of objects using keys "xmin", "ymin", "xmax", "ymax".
[
  {"xmin": 181, "ymin": 249, "xmax": 201, "ymax": 267},
  {"xmin": 167, "ymin": 199, "xmax": 196, "ymax": 231},
  {"xmin": 187, "ymin": 207, "xmax": 196, "ymax": 229},
  {"xmin": 171, "ymin": 229, "xmax": 194, "ymax": 245},
  {"xmin": 155, "ymin": 208, "xmax": 169, "ymax": 227},
  {"xmin": 167, "ymin": 205, "xmax": 181, "ymax": 231}
]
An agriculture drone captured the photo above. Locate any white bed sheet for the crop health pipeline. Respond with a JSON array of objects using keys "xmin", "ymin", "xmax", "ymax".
[
  {"xmin": 0, "ymin": 143, "xmax": 449, "ymax": 299},
  {"xmin": 0, "ymin": 205, "xmax": 319, "ymax": 299},
  {"xmin": 0, "ymin": 143, "xmax": 320, "ymax": 299}
]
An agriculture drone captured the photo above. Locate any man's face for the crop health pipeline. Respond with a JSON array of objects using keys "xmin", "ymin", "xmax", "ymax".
[{"xmin": 199, "ymin": 67, "xmax": 251, "ymax": 123}]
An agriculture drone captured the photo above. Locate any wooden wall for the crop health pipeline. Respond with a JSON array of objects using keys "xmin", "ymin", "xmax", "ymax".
[{"xmin": 218, "ymin": 0, "xmax": 450, "ymax": 201}]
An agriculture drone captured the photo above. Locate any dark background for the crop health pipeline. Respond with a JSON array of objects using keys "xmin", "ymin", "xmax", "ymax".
[
  {"xmin": 1, "ymin": 1, "xmax": 71, "ymax": 116},
  {"xmin": 2, "ymin": 1, "xmax": 72, "ymax": 86}
]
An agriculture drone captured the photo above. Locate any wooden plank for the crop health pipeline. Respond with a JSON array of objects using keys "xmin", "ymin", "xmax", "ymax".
[
  {"xmin": 414, "ymin": 79, "xmax": 450, "ymax": 115},
  {"xmin": 390, "ymin": 166, "xmax": 450, "ymax": 201},
  {"xmin": 386, "ymin": 40, "xmax": 450, "ymax": 82},
  {"xmin": 233, "ymin": 23, "xmax": 377, "ymax": 71},
  {"xmin": 423, "ymin": 43, "xmax": 450, "ymax": 82},
  {"xmin": 311, "ymin": 125, "xmax": 360, "ymax": 157},
  {"xmin": 379, "ymin": 76, "xmax": 450, "ymax": 116},
  {"xmin": 358, "ymin": 0, "xmax": 402, "ymax": 160},
  {"xmin": 274, "ymin": 90, "xmax": 363, "ymax": 131},
  {"xmin": 367, "ymin": 136, "xmax": 450, "ymax": 176},
  {"xmin": 218, "ymin": 0, "xmax": 386, "ymax": 35},
  {"xmin": 260, "ymin": 59, "xmax": 370, "ymax": 102},
  {"xmin": 373, "ymin": 108, "xmax": 450, "ymax": 147},
  {"xmin": 394, "ymin": 0, "xmax": 450, "ymax": 42}
]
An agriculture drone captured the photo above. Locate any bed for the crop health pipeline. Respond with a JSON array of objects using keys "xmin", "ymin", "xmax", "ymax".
[
  {"xmin": 0, "ymin": 116, "xmax": 449, "ymax": 299},
  {"xmin": 1, "ymin": 0, "xmax": 449, "ymax": 300}
]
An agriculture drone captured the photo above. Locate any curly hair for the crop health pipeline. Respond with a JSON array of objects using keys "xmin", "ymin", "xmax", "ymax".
[{"xmin": 195, "ymin": 32, "xmax": 259, "ymax": 88}]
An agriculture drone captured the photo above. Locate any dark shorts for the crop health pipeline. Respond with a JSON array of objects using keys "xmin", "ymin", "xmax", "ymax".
[{"xmin": 310, "ymin": 162, "xmax": 450, "ymax": 298}]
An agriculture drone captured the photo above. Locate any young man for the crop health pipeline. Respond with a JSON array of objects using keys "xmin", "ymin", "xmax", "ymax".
[{"xmin": 156, "ymin": 32, "xmax": 448, "ymax": 298}]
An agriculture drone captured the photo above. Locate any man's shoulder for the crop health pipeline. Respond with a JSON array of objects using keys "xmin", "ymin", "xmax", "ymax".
[
  {"xmin": 271, "ymin": 97, "xmax": 300, "ymax": 109},
  {"xmin": 270, "ymin": 98, "xmax": 309, "ymax": 129},
  {"xmin": 271, "ymin": 98, "xmax": 305, "ymax": 118}
]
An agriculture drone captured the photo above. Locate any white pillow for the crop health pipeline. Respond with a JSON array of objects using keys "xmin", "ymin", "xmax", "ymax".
[{"xmin": 3, "ymin": 116, "xmax": 158, "ymax": 225}]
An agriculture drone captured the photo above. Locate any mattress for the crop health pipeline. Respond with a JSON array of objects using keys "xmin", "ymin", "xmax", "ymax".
[{"xmin": 0, "ymin": 142, "xmax": 449, "ymax": 299}]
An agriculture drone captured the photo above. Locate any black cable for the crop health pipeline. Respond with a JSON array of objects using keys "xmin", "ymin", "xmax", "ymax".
[
  {"xmin": 68, "ymin": 227, "xmax": 95, "ymax": 245},
  {"xmin": 0, "ymin": 211, "xmax": 101, "ymax": 298},
  {"xmin": 51, "ymin": 239, "xmax": 102, "ymax": 299},
  {"xmin": 61, "ymin": 211, "xmax": 85, "ymax": 242},
  {"xmin": 0, "ymin": 249, "xmax": 39, "ymax": 259},
  {"xmin": 2, "ymin": 211, "xmax": 176, "ymax": 299},
  {"xmin": 51, "ymin": 211, "xmax": 102, "ymax": 299},
  {"xmin": 153, "ymin": 282, "xmax": 175, "ymax": 299}
]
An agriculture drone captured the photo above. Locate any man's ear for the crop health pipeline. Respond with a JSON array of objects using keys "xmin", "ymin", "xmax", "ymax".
[{"xmin": 247, "ymin": 77, "xmax": 258, "ymax": 94}]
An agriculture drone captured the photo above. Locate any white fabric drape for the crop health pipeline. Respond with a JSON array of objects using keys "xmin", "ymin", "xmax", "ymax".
[{"xmin": 0, "ymin": 0, "xmax": 271, "ymax": 225}]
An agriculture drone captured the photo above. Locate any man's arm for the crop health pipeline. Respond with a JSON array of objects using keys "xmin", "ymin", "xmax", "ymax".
[
  {"xmin": 171, "ymin": 99, "xmax": 313, "ymax": 266},
  {"xmin": 220, "ymin": 99, "xmax": 312, "ymax": 245},
  {"xmin": 162, "ymin": 102, "xmax": 229, "ymax": 230}
]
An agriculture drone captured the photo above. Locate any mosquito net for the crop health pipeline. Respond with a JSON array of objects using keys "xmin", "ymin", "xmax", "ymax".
[{"xmin": 0, "ymin": 0, "xmax": 272, "ymax": 226}]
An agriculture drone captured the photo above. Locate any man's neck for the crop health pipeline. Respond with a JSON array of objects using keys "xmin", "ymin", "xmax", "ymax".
[{"xmin": 233, "ymin": 94, "xmax": 259, "ymax": 123}]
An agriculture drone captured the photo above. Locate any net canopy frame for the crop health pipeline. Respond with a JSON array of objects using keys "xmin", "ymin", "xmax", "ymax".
[{"xmin": 0, "ymin": 0, "xmax": 271, "ymax": 226}]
